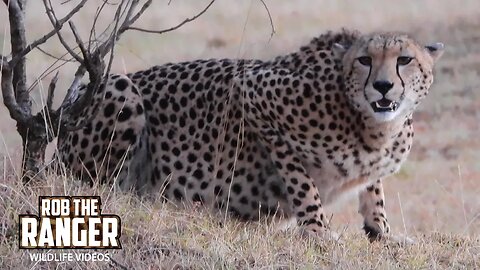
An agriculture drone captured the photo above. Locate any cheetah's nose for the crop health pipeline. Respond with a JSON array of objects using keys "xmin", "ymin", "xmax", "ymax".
[{"xmin": 372, "ymin": 80, "xmax": 394, "ymax": 96}]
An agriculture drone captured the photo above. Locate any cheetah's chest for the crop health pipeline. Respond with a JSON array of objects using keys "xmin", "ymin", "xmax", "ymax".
[{"xmin": 305, "ymin": 138, "xmax": 412, "ymax": 205}]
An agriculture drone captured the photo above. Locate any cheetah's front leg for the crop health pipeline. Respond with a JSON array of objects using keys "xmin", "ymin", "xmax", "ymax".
[
  {"xmin": 359, "ymin": 179, "xmax": 415, "ymax": 244},
  {"xmin": 358, "ymin": 179, "xmax": 390, "ymax": 241},
  {"xmin": 261, "ymin": 136, "xmax": 335, "ymax": 239}
]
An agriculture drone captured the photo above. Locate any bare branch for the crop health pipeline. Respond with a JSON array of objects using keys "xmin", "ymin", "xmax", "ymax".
[
  {"xmin": 36, "ymin": 47, "xmax": 75, "ymax": 63},
  {"xmin": 45, "ymin": 0, "xmax": 215, "ymax": 133},
  {"xmin": 60, "ymin": 66, "xmax": 86, "ymax": 109},
  {"xmin": 32, "ymin": 0, "xmax": 130, "ymax": 115},
  {"xmin": 42, "ymin": 73, "xmax": 59, "ymax": 143},
  {"xmin": 59, "ymin": 0, "xmax": 127, "ymax": 131},
  {"xmin": 123, "ymin": 0, "xmax": 140, "ymax": 26},
  {"xmin": 94, "ymin": 0, "xmax": 142, "ymax": 54},
  {"xmin": 259, "ymin": 0, "xmax": 275, "ymax": 41},
  {"xmin": 1, "ymin": 57, "xmax": 28, "ymax": 123},
  {"xmin": 126, "ymin": 0, "xmax": 214, "ymax": 35},
  {"xmin": 60, "ymin": 0, "xmax": 123, "ymax": 112},
  {"xmin": 68, "ymin": 22, "xmax": 90, "ymax": 65},
  {"xmin": 121, "ymin": 0, "xmax": 152, "ymax": 32},
  {"xmin": 26, "ymin": 52, "xmax": 73, "ymax": 93},
  {"xmin": 43, "ymin": 0, "xmax": 84, "ymax": 63},
  {"xmin": 88, "ymin": 0, "xmax": 111, "ymax": 51},
  {"xmin": 46, "ymin": 72, "xmax": 59, "ymax": 110},
  {"xmin": 103, "ymin": 0, "xmax": 124, "ymax": 76},
  {"xmin": 10, "ymin": 0, "xmax": 87, "ymax": 65},
  {"xmin": 39, "ymin": 0, "xmax": 124, "ymax": 131}
]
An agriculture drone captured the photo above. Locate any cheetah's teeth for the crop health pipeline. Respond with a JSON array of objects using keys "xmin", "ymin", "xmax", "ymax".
[
  {"xmin": 375, "ymin": 101, "xmax": 394, "ymax": 109},
  {"xmin": 373, "ymin": 101, "xmax": 398, "ymax": 112}
]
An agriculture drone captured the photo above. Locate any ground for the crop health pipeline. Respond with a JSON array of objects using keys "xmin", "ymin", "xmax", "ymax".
[{"xmin": 0, "ymin": 0, "xmax": 479, "ymax": 269}]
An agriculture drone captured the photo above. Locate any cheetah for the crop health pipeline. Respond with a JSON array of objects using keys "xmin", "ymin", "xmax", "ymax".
[
  {"xmin": 57, "ymin": 74, "xmax": 150, "ymax": 191},
  {"xmin": 57, "ymin": 30, "xmax": 444, "ymax": 241}
]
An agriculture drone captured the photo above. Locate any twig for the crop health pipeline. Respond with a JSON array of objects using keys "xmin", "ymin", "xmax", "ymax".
[
  {"xmin": 11, "ymin": 0, "xmax": 87, "ymax": 65},
  {"xmin": 61, "ymin": 66, "xmax": 86, "ymax": 109},
  {"xmin": 88, "ymin": 0, "xmax": 112, "ymax": 51},
  {"xmin": 102, "ymin": 0, "xmax": 123, "ymax": 82},
  {"xmin": 36, "ymin": 47, "xmax": 75, "ymax": 63},
  {"xmin": 46, "ymin": 72, "xmax": 59, "ymax": 110},
  {"xmin": 123, "ymin": 0, "xmax": 140, "ymax": 26},
  {"xmin": 43, "ymin": 0, "xmax": 84, "ymax": 63},
  {"xmin": 27, "ymin": 53, "xmax": 72, "ymax": 93},
  {"xmin": 258, "ymin": 0, "xmax": 275, "ymax": 41},
  {"xmin": 43, "ymin": 71, "xmax": 60, "ymax": 141},
  {"xmin": 106, "ymin": 0, "xmax": 124, "ymax": 67},
  {"xmin": 68, "ymin": 22, "xmax": 90, "ymax": 66},
  {"xmin": 61, "ymin": 0, "xmax": 128, "ymax": 132},
  {"xmin": 60, "ymin": 0, "xmax": 127, "ymax": 131},
  {"xmin": 121, "ymin": 0, "xmax": 152, "ymax": 33},
  {"xmin": 126, "ymin": 0, "xmax": 215, "ymax": 34}
]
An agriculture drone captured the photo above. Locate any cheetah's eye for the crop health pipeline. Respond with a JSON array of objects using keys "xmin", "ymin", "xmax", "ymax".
[
  {"xmin": 397, "ymin": 56, "xmax": 413, "ymax": 66},
  {"xmin": 357, "ymin": 56, "xmax": 372, "ymax": 66}
]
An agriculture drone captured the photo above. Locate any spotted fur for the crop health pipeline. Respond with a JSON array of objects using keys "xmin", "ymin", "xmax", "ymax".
[{"xmin": 57, "ymin": 30, "xmax": 443, "ymax": 240}]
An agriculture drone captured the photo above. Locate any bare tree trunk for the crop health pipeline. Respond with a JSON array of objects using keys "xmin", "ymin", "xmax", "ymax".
[
  {"xmin": 4, "ymin": 0, "xmax": 39, "ymax": 181},
  {"xmin": 18, "ymin": 116, "xmax": 50, "ymax": 180}
]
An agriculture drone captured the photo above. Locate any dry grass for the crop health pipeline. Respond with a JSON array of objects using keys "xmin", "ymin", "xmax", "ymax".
[
  {"xmin": 1, "ymin": 173, "xmax": 479, "ymax": 269},
  {"xmin": 0, "ymin": 0, "xmax": 480, "ymax": 269}
]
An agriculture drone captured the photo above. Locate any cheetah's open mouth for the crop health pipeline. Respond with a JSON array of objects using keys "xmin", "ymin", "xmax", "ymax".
[{"xmin": 371, "ymin": 98, "xmax": 399, "ymax": 113}]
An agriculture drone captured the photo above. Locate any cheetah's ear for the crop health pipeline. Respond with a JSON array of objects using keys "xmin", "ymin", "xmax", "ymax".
[
  {"xmin": 332, "ymin": 43, "xmax": 348, "ymax": 58},
  {"xmin": 425, "ymin": 42, "xmax": 444, "ymax": 62}
]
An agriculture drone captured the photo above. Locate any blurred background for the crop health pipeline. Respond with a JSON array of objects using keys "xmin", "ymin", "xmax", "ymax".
[{"xmin": 0, "ymin": 0, "xmax": 479, "ymax": 235}]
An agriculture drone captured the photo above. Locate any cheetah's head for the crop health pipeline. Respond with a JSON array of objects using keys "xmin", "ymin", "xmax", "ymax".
[{"xmin": 335, "ymin": 32, "xmax": 444, "ymax": 122}]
